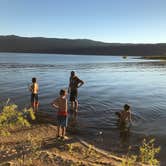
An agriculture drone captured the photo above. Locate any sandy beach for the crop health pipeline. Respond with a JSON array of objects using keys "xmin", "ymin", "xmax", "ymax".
[{"xmin": 0, "ymin": 112, "xmax": 125, "ymax": 166}]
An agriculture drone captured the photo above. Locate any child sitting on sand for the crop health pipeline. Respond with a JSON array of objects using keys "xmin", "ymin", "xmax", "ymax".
[
  {"xmin": 116, "ymin": 104, "xmax": 132, "ymax": 124},
  {"xmin": 51, "ymin": 89, "xmax": 68, "ymax": 139}
]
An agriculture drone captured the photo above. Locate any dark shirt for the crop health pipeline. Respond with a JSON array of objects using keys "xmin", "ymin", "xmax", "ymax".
[{"xmin": 70, "ymin": 76, "xmax": 82, "ymax": 91}]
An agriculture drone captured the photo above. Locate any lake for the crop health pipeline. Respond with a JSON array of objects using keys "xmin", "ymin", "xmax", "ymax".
[{"xmin": 0, "ymin": 53, "xmax": 166, "ymax": 164}]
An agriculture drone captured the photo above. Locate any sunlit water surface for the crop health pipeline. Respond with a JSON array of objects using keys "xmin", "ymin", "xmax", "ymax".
[{"xmin": 0, "ymin": 53, "xmax": 166, "ymax": 164}]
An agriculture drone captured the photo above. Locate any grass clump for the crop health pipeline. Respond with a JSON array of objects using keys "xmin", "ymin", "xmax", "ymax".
[
  {"xmin": 139, "ymin": 138, "xmax": 160, "ymax": 166},
  {"xmin": 122, "ymin": 155, "xmax": 137, "ymax": 166},
  {"xmin": 0, "ymin": 100, "xmax": 35, "ymax": 136},
  {"xmin": 121, "ymin": 138, "xmax": 160, "ymax": 166},
  {"xmin": 121, "ymin": 146, "xmax": 137, "ymax": 166}
]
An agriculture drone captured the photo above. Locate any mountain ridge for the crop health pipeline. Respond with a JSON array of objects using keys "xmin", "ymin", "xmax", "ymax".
[{"xmin": 0, "ymin": 35, "xmax": 166, "ymax": 56}]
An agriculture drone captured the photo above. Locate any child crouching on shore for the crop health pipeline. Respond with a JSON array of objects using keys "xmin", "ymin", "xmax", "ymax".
[{"xmin": 51, "ymin": 89, "xmax": 68, "ymax": 139}]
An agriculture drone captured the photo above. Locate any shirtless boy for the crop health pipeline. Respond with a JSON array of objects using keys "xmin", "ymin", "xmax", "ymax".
[
  {"xmin": 29, "ymin": 77, "xmax": 39, "ymax": 113},
  {"xmin": 116, "ymin": 104, "xmax": 132, "ymax": 124}
]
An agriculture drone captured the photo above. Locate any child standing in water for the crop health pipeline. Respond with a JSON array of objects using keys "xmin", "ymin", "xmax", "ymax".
[
  {"xmin": 29, "ymin": 77, "xmax": 39, "ymax": 113},
  {"xmin": 51, "ymin": 89, "xmax": 68, "ymax": 139},
  {"xmin": 68, "ymin": 71, "xmax": 84, "ymax": 122},
  {"xmin": 116, "ymin": 104, "xmax": 132, "ymax": 125},
  {"xmin": 116, "ymin": 104, "xmax": 132, "ymax": 143}
]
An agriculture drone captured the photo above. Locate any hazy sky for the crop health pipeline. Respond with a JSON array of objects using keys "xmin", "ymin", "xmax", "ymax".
[{"xmin": 0, "ymin": 0, "xmax": 166, "ymax": 43}]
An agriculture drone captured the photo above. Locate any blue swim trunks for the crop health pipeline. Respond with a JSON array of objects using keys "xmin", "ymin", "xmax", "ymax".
[{"xmin": 57, "ymin": 115, "xmax": 68, "ymax": 127}]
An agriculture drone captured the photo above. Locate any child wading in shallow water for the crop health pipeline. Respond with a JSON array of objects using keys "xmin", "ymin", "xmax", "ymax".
[
  {"xmin": 68, "ymin": 71, "xmax": 84, "ymax": 122},
  {"xmin": 29, "ymin": 77, "xmax": 39, "ymax": 113},
  {"xmin": 116, "ymin": 104, "xmax": 132, "ymax": 143},
  {"xmin": 116, "ymin": 104, "xmax": 132, "ymax": 125},
  {"xmin": 51, "ymin": 89, "xmax": 68, "ymax": 139}
]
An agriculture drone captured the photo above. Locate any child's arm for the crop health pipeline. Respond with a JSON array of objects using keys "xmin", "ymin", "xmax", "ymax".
[
  {"xmin": 35, "ymin": 83, "xmax": 39, "ymax": 92},
  {"xmin": 77, "ymin": 79, "xmax": 84, "ymax": 88},
  {"xmin": 65, "ymin": 99, "xmax": 68, "ymax": 113},
  {"xmin": 51, "ymin": 98, "xmax": 59, "ymax": 109},
  {"xmin": 68, "ymin": 78, "xmax": 71, "ymax": 93},
  {"xmin": 115, "ymin": 111, "xmax": 121, "ymax": 118},
  {"xmin": 129, "ymin": 111, "xmax": 132, "ymax": 123},
  {"xmin": 119, "ymin": 113, "xmax": 123, "ymax": 123},
  {"xmin": 29, "ymin": 84, "xmax": 33, "ymax": 92}
]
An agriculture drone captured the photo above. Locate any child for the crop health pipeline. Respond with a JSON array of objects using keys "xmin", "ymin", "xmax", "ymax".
[
  {"xmin": 29, "ymin": 77, "xmax": 39, "ymax": 113},
  {"xmin": 51, "ymin": 89, "xmax": 68, "ymax": 139},
  {"xmin": 116, "ymin": 104, "xmax": 132, "ymax": 125},
  {"xmin": 68, "ymin": 71, "xmax": 84, "ymax": 122}
]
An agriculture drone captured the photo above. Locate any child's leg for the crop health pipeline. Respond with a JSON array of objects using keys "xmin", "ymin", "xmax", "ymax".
[
  {"xmin": 73, "ymin": 100, "xmax": 78, "ymax": 121},
  {"xmin": 75, "ymin": 100, "xmax": 78, "ymax": 111},
  {"xmin": 34, "ymin": 94, "xmax": 39, "ymax": 113},
  {"xmin": 70, "ymin": 101, "xmax": 75, "ymax": 120},
  {"xmin": 62, "ymin": 127, "xmax": 66, "ymax": 137},
  {"xmin": 35, "ymin": 101, "xmax": 39, "ymax": 112},
  {"xmin": 62, "ymin": 116, "xmax": 68, "ymax": 138},
  {"xmin": 31, "ymin": 102, "xmax": 35, "ymax": 112},
  {"xmin": 57, "ymin": 125, "xmax": 60, "ymax": 137},
  {"xmin": 73, "ymin": 111, "xmax": 77, "ymax": 122},
  {"xmin": 71, "ymin": 101, "xmax": 75, "ymax": 111},
  {"xmin": 31, "ymin": 94, "xmax": 35, "ymax": 112}
]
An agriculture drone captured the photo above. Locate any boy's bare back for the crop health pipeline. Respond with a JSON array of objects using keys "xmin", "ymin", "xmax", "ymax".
[{"xmin": 120, "ymin": 110, "xmax": 131, "ymax": 122}]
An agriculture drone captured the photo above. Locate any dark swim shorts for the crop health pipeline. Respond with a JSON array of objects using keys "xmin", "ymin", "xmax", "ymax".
[
  {"xmin": 70, "ymin": 90, "xmax": 78, "ymax": 101},
  {"xmin": 31, "ymin": 93, "xmax": 38, "ymax": 103},
  {"xmin": 57, "ymin": 115, "xmax": 68, "ymax": 127}
]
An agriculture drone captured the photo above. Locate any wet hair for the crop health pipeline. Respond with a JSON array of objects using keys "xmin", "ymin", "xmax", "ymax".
[
  {"xmin": 124, "ymin": 104, "xmax": 130, "ymax": 111},
  {"xmin": 71, "ymin": 71, "xmax": 75, "ymax": 77},
  {"xmin": 32, "ymin": 77, "xmax": 37, "ymax": 83},
  {"xmin": 59, "ymin": 89, "xmax": 66, "ymax": 96}
]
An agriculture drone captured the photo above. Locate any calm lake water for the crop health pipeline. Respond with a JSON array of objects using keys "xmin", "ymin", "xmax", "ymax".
[{"xmin": 0, "ymin": 53, "xmax": 166, "ymax": 164}]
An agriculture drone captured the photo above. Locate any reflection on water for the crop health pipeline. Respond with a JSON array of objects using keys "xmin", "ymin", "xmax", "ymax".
[{"xmin": 0, "ymin": 53, "xmax": 166, "ymax": 164}]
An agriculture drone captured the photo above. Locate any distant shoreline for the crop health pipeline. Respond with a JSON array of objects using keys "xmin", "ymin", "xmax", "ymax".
[
  {"xmin": 141, "ymin": 55, "xmax": 166, "ymax": 60},
  {"xmin": 2, "ymin": 51, "xmax": 166, "ymax": 59},
  {"xmin": 0, "ymin": 51, "xmax": 124, "ymax": 56}
]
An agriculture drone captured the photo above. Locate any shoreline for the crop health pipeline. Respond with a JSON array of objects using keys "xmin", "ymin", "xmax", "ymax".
[
  {"xmin": 0, "ymin": 111, "xmax": 146, "ymax": 166},
  {"xmin": 36, "ymin": 111, "xmax": 161, "ymax": 166},
  {"xmin": 0, "ymin": 120, "xmax": 122, "ymax": 166},
  {"xmin": 141, "ymin": 55, "xmax": 166, "ymax": 60}
]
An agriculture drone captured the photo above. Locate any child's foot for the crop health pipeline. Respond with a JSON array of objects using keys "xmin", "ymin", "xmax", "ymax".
[
  {"xmin": 61, "ymin": 136, "xmax": 69, "ymax": 140},
  {"xmin": 56, "ymin": 135, "xmax": 61, "ymax": 139}
]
